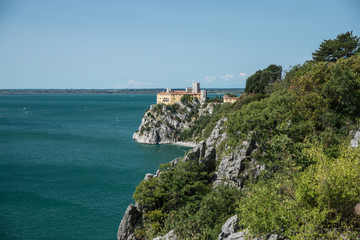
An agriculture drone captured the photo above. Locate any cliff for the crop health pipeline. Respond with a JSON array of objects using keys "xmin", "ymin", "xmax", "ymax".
[
  {"xmin": 119, "ymin": 52, "xmax": 360, "ymax": 239},
  {"xmin": 118, "ymin": 116, "xmax": 267, "ymax": 240},
  {"xmin": 120, "ymin": 123, "xmax": 360, "ymax": 240},
  {"xmin": 132, "ymin": 100, "xmax": 216, "ymax": 144}
]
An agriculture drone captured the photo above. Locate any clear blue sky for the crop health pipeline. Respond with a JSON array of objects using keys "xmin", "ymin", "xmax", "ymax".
[{"xmin": 0, "ymin": 0, "xmax": 359, "ymax": 89}]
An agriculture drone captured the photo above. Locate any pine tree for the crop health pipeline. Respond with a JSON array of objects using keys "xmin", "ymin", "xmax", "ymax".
[{"xmin": 312, "ymin": 31, "xmax": 360, "ymax": 62}]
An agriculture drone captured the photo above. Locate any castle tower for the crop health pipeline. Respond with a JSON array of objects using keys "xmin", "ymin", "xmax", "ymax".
[
  {"xmin": 192, "ymin": 82, "xmax": 200, "ymax": 93},
  {"xmin": 201, "ymin": 90, "xmax": 207, "ymax": 101}
]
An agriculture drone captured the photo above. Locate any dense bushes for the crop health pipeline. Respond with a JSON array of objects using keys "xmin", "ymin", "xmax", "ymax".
[
  {"xmin": 132, "ymin": 34, "xmax": 360, "ymax": 239},
  {"xmin": 133, "ymin": 159, "xmax": 214, "ymax": 238},
  {"xmin": 244, "ymin": 64, "xmax": 282, "ymax": 93},
  {"xmin": 231, "ymin": 52, "xmax": 360, "ymax": 238},
  {"xmin": 312, "ymin": 31, "xmax": 360, "ymax": 62},
  {"xmin": 237, "ymin": 145, "xmax": 360, "ymax": 239},
  {"xmin": 164, "ymin": 185, "xmax": 241, "ymax": 239}
]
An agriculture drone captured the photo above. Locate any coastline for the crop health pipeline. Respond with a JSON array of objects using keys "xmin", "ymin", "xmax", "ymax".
[{"xmin": 173, "ymin": 141, "xmax": 197, "ymax": 148}]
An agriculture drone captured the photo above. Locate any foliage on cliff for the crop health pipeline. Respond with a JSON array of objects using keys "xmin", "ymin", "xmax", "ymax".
[
  {"xmin": 237, "ymin": 145, "xmax": 360, "ymax": 239},
  {"xmin": 231, "ymin": 50, "xmax": 360, "ymax": 238},
  {"xmin": 312, "ymin": 31, "xmax": 360, "ymax": 62},
  {"xmin": 133, "ymin": 159, "xmax": 240, "ymax": 239},
  {"xmin": 131, "ymin": 32, "xmax": 360, "ymax": 239},
  {"xmin": 244, "ymin": 64, "xmax": 282, "ymax": 93}
]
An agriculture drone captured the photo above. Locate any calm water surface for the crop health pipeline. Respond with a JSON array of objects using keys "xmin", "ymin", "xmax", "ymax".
[{"xmin": 0, "ymin": 94, "xmax": 189, "ymax": 240}]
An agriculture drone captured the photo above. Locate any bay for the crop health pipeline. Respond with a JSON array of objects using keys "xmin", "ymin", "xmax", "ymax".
[{"xmin": 0, "ymin": 94, "xmax": 190, "ymax": 240}]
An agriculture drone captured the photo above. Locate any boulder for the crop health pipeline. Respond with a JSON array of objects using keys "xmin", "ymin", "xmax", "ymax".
[
  {"xmin": 117, "ymin": 204, "xmax": 143, "ymax": 240},
  {"xmin": 213, "ymin": 138, "xmax": 263, "ymax": 189},
  {"xmin": 350, "ymin": 129, "xmax": 360, "ymax": 148},
  {"xmin": 218, "ymin": 215, "xmax": 240, "ymax": 240},
  {"xmin": 218, "ymin": 217, "xmax": 286, "ymax": 240},
  {"xmin": 152, "ymin": 230, "xmax": 177, "ymax": 240},
  {"xmin": 144, "ymin": 173, "xmax": 154, "ymax": 181},
  {"xmin": 225, "ymin": 231, "xmax": 247, "ymax": 240},
  {"xmin": 206, "ymin": 118, "xmax": 227, "ymax": 148}
]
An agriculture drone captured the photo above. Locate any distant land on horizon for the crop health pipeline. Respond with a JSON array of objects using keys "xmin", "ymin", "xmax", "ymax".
[{"xmin": 0, "ymin": 88, "xmax": 244, "ymax": 95}]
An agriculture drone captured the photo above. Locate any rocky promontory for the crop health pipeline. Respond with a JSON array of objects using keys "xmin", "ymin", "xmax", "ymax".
[
  {"xmin": 119, "ymin": 47, "xmax": 360, "ymax": 239},
  {"xmin": 132, "ymin": 100, "xmax": 216, "ymax": 145},
  {"xmin": 118, "ymin": 115, "xmax": 267, "ymax": 240}
]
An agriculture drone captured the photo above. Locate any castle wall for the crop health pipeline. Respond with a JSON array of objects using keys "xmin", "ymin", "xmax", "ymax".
[
  {"xmin": 157, "ymin": 82, "xmax": 204, "ymax": 105},
  {"xmin": 157, "ymin": 93, "xmax": 202, "ymax": 105}
]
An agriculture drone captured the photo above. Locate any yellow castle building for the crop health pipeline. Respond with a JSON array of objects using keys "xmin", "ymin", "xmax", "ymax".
[
  {"xmin": 157, "ymin": 82, "xmax": 207, "ymax": 105},
  {"xmin": 223, "ymin": 95, "xmax": 239, "ymax": 103}
]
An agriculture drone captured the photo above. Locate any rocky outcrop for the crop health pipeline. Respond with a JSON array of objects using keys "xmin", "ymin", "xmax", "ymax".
[
  {"xmin": 119, "ymin": 114, "xmax": 268, "ymax": 239},
  {"xmin": 206, "ymin": 118, "xmax": 228, "ymax": 148},
  {"xmin": 117, "ymin": 204, "xmax": 143, "ymax": 240},
  {"xmin": 218, "ymin": 215, "xmax": 240, "ymax": 240},
  {"xmin": 152, "ymin": 230, "xmax": 177, "ymax": 240},
  {"xmin": 133, "ymin": 101, "xmax": 216, "ymax": 144},
  {"xmin": 213, "ymin": 137, "xmax": 264, "ymax": 189},
  {"xmin": 218, "ymin": 216, "xmax": 286, "ymax": 240},
  {"xmin": 350, "ymin": 128, "xmax": 360, "ymax": 148}
]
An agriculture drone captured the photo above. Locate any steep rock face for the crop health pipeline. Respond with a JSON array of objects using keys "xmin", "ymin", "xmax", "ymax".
[
  {"xmin": 119, "ymin": 117, "xmax": 268, "ymax": 239},
  {"xmin": 213, "ymin": 138, "xmax": 264, "ymax": 189},
  {"xmin": 218, "ymin": 217, "xmax": 286, "ymax": 240},
  {"xmin": 206, "ymin": 119, "xmax": 264, "ymax": 189},
  {"xmin": 117, "ymin": 204, "xmax": 143, "ymax": 240},
  {"xmin": 218, "ymin": 215, "xmax": 240, "ymax": 240},
  {"xmin": 133, "ymin": 101, "xmax": 215, "ymax": 144},
  {"xmin": 181, "ymin": 117, "xmax": 265, "ymax": 189},
  {"xmin": 152, "ymin": 230, "xmax": 177, "ymax": 240},
  {"xmin": 350, "ymin": 128, "xmax": 360, "ymax": 148}
]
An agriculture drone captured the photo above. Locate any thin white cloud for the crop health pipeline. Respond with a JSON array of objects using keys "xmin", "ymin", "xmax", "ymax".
[
  {"xmin": 220, "ymin": 73, "xmax": 235, "ymax": 81},
  {"xmin": 204, "ymin": 75, "xmax": 217, "ymax": 83},
  {"xmin": 113, "ymin": 80, "xmax": 150, "ymax": 89},
  {"xmin": 239, "ymin": 72, "xmax": 248, "ymax": 77}
]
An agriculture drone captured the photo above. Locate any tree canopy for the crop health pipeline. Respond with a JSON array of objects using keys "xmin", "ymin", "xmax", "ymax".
[
  {"xmin": 131, "ymin": 33, "xmax": 360, "ymax": 239},
  {"xmin": 244, "ymin": 64, "xmax": 282, "ymax": 94},
  {"xmin": 312, "ymin": 31, "xmax": 360, "ymax": 62}
]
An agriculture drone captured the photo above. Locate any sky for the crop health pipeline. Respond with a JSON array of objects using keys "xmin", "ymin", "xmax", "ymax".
[{"xmin": 0, "ymin": 0, "xmax": 359, "ymax": 89}]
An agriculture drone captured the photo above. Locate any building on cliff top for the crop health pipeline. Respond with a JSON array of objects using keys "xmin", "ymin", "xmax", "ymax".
[
  {"xmin": 223, "ymin": 95, "xmax": 239, "ymax": 103},
  {"xmin": 157, "ymin": 82, "xmax": 207, "ymax": 105}
]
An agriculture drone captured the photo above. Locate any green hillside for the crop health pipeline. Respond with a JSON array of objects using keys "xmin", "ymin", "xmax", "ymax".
[{"xmin": 132, "ymin": 32, "xmax": 360, "ymax": 239}]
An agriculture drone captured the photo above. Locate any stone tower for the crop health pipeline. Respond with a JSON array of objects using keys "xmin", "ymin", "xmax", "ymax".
[
  {"xmin": 201, "ymin": 90, "xmax": 207, "ymax": 101},
  {"xmin": 192, "ymin": 82, "xmax": 200, "ymax": 93}
]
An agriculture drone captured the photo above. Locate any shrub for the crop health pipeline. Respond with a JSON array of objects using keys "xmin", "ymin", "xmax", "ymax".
[{"xmin": 237, "ymin": 145, "xmax": 360, "ymax": 239}]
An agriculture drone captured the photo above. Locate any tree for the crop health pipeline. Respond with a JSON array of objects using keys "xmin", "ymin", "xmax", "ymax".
[
  {"xmin": 244, "ymin": 64, "xmax": 282, "ymax": 93},
  {"xmin": 225, "ymin": 93, "xmax": 236, "ymax": 97},
  {"xmin": 312, "ymin": 31, "xmax": 360, "ymax": 62},
  {"xmin": 180, "ymin": 94, "xmax": 193, "ymax": 103}
]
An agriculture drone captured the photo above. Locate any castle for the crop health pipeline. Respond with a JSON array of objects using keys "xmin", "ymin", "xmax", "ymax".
[
  {"xmin": 157, "ymin": 82, "xmax": 207, "ymax": 105},
  {"xmin": 223, "ymin": 95, "xmax": 239, "ymax": 103}
]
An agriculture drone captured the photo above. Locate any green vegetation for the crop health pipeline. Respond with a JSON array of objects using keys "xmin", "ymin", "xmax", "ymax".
[
  {"xmin": 312, "ymin": 31, "xmax": 360, "ymax": 62},
  {"xmin": 237, "ymin": 145, "xmax": 360, "ymax": 239},
  {"xmin": 206, "ymin": 95, "xmax": 223, "ymax": 103},
  {"xmin": 244, "ymin": 64, "xmax": 282, "ymax": 93},
  {"xmin": 165, "ymin": 104, "xmax": 179, "ymax": 114},
  {"xmin": 179, "ymin": 102, "xmax": 234, "ymax": 142},
  {"xmin": 180, "ymin": 94, "xmax": 194, "ymax": 103},
  {"xmin": 132, "ymin": 32, "xmax": 360, "ymax": 239},
  {"xmin": 133, "ymin": 159, "xmax": 213, "ymax": 239}
]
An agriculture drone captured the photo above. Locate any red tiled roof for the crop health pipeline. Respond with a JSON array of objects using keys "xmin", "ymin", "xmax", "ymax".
[
  {"xmin": 224, "ymin": 95, "xmax": 238, "ymax": 100},
  {"xmin": 158, "ymin": 91, "xmax": 200, "ymax": 95}
]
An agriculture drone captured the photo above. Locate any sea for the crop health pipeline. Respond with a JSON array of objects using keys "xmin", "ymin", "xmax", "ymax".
[{"xmin": 0, "ymin": 94, "xmax": 190, "ymax": 240}]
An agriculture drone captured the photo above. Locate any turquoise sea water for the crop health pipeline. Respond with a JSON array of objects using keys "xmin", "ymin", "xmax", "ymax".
[{"xmin": 0, "ymin": 94, "xmax": 190, "ymax": 240}]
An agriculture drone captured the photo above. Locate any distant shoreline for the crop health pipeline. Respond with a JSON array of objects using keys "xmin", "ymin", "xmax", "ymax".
[
  {"xmin": 173, "ymin": 141, "xmax": 197, "ymax": 148},
  {"xmin": 0, "ymin": 88, "xmax": 244, "ymax": 95}
]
